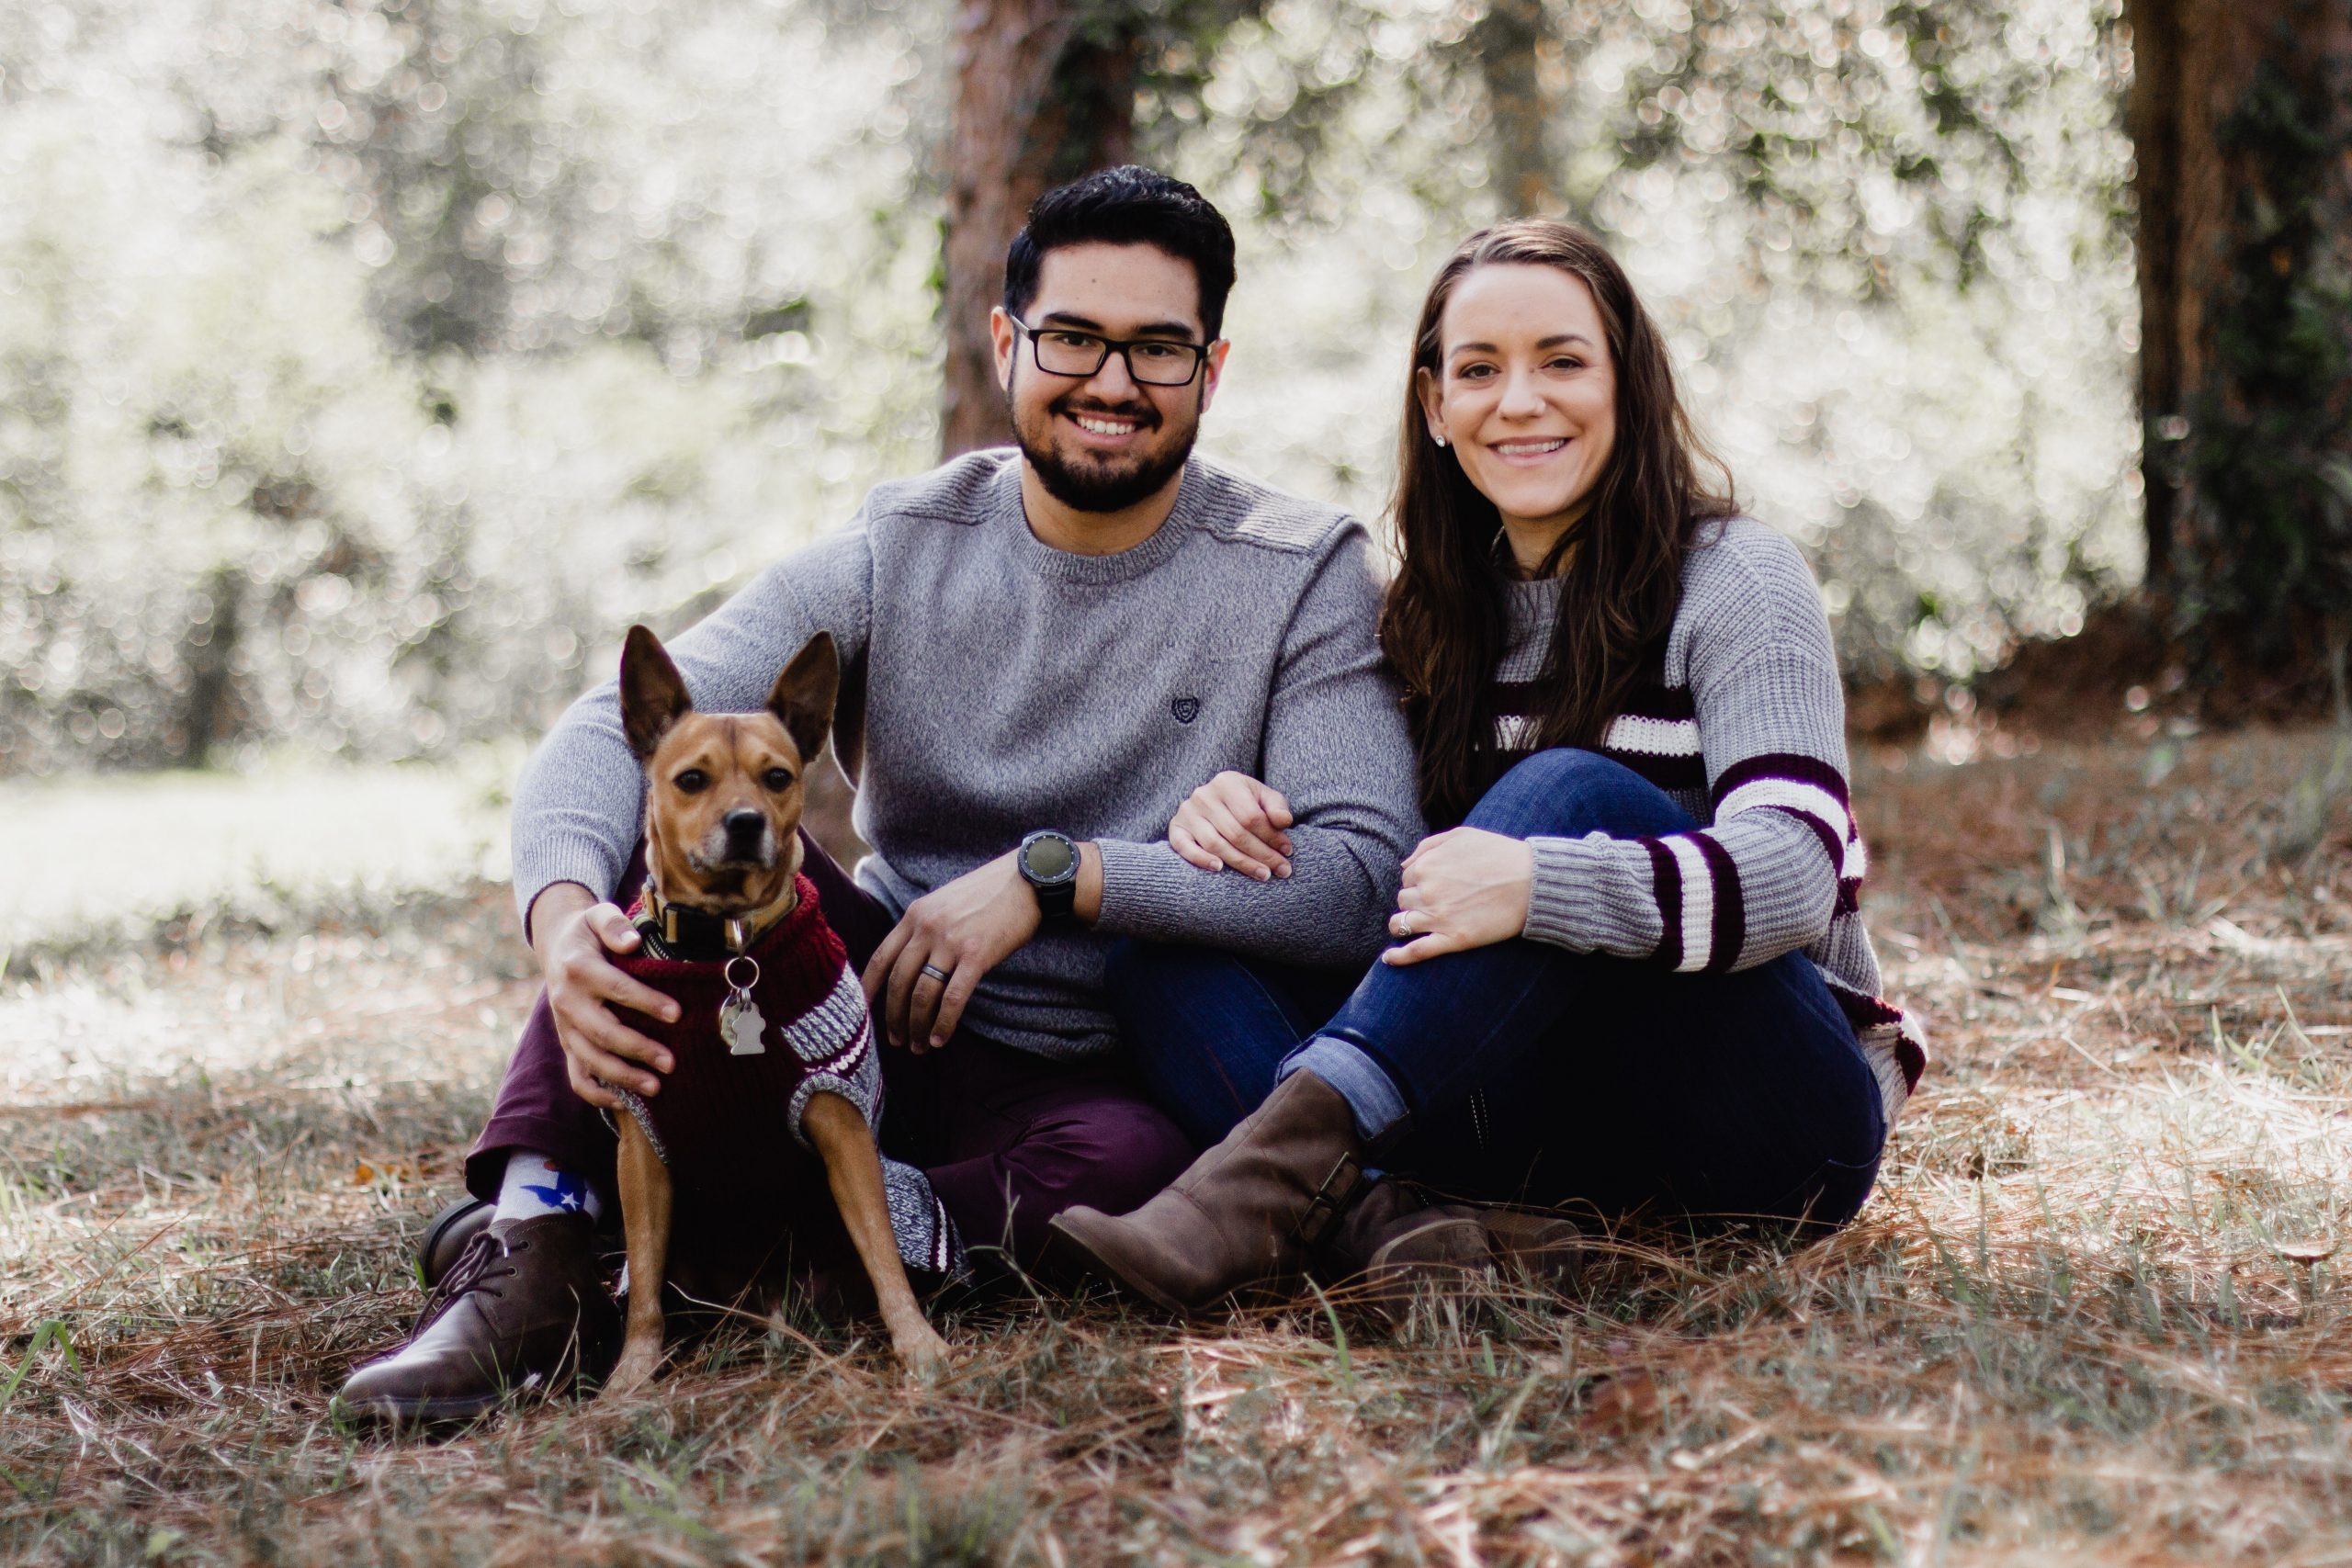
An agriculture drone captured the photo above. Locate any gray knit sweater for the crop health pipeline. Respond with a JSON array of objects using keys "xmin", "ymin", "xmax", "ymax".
[
  {"xmin": 511, "ymin": 449, "xmax": 1424, "ymax": 1059},
  {"xmin": 1499, "ymin": 520, "xmax": 1925, "ymax": 1126}
]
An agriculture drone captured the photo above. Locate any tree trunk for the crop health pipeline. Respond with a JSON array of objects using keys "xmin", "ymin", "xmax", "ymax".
[
  {"xmin": 2125, "ymin": 0, "xmax": 2352, "ymax": 596},
  {"xmin": 940, "ymin": 0, "xmax": 1139, "ymax": 459},
  {"xmin": 1471, "ymin": 0, "xmax": 1562, "ymax": 217}
]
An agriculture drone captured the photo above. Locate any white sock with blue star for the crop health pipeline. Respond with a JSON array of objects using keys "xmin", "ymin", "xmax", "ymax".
[{"xmin": 493, "ymin": 1150, "xmax": 605, "ymax": 1225}]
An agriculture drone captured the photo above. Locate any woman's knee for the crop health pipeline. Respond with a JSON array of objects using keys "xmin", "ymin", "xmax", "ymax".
[{"xmin": 1468, "ymin": 748, "xmax": 1696, "ymax": 839}]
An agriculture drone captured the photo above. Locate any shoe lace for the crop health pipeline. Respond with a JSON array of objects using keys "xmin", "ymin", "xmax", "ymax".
[{"xmin": 415, "ymin": 1226, "xmax": 521, "ymax": 1333}]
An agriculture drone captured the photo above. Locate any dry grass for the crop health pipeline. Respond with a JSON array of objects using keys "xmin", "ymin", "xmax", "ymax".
[{"xmin": 6, "ymin": 723, "xmax": 2352, "ymax": 1565}]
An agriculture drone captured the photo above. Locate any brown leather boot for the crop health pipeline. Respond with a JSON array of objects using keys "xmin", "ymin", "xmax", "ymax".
[
  {"xmin": 1319, "ymin": 1179, "xmax": 1585, "ymax": 1319},
  {"xmin": 1048, "ymin": 1071, "xmax": 1367, "ymax": 1315},
  {"xmin": 336, "ymin": 1213, "xmax": 619, "ymax": 1425},
  {"xmin": 1318, "ymin": 1179, "xmax": 1479, "ymax": 1277},
  {"xmin": 1480, "ymin": 1207, "xmax": 1584, "ymax": 1287}
]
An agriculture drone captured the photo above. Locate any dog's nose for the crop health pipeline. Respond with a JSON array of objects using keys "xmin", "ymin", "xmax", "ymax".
[{"xmin": 722, "ymin": 808, "xmax": 767, "ymax": 849}]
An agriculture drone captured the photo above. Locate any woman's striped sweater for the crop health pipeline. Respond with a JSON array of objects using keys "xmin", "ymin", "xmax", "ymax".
[{"xmin": 1501, "ymin": 518, "xmax": 1925, "ymax": 1127}]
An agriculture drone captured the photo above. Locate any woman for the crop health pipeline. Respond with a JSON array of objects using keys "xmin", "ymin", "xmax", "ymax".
[{"xmin": 1048, "ymin": 221, "xmax": 1923, "ymax": 1314}]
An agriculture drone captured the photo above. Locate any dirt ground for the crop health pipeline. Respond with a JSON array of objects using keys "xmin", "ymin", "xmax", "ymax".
[{"xmin": 4, "ymin": 721, "xmax": 2351, "ymax": 1566}]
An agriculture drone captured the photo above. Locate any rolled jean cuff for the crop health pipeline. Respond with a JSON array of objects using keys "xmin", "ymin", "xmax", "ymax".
[{"xmin": 1279, "ymin": 1035, "xmax": 1411, "ymax": 1142}]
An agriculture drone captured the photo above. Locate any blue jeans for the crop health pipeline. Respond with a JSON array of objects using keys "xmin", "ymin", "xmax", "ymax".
[{"xmin": 1108, "ymin": 749, "xmax": 1887, "ymax": 1228}]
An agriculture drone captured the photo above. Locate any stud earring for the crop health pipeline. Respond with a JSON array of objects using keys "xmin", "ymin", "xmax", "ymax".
[{"xmin": 1433, "ymin": 433, "xmax": 1448, "ymax": 448}]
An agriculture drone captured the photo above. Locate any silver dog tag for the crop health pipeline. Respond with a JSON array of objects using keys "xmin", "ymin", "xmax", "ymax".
[
  {"xmin": 720, "ymin": 990, "xmax": 767, "ymax": 1055},
  {"xmin": 719, "ymin": 954, "xmax": 767, "ymax": 1055}
]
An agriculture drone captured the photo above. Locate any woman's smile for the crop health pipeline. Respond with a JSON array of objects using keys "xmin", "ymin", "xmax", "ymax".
[{"xmin": 1488, "ymin": 435, "xmax": 1571, "ymax": 463}]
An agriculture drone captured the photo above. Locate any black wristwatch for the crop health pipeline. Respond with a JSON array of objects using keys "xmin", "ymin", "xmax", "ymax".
[{"xmin": 1017, "ymin": 829, "xmax": 1080, "ymax": 921}]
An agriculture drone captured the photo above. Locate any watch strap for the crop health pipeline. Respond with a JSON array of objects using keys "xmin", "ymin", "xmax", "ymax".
[{"xmin": 1033, "ymin": 875, "xmax": 1077, "ymax": 920}]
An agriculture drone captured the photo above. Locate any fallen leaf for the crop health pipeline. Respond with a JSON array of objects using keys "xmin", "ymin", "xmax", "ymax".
[{"xmin": 1581, "ymin": 1367, "xmax": 1662, "ymax": 1427}]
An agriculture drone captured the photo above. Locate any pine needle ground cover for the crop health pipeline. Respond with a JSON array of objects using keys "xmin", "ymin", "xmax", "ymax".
[{"xmin": 4, "ymin": 726, "xmax": 2349, "ymax": 1565}]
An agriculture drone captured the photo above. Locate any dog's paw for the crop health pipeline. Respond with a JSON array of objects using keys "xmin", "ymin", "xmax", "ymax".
[
  {"xmin": 601, "ymin": 1342, "xmax": 665, "ymax": 1401},
  {"xmin": 891, "ymin": 1324, "xmax": 954, "ymax": 1381}
]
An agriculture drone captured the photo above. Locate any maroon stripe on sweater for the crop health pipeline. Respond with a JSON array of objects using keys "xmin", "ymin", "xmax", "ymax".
[
  {"xmin": 1601, "ymin": 748, "xmax": 1709, "ymax": 792},
  {"xmin": 1490, "ymin": 681, "xmax": 1546, "ymax": 714},
  {"xmin": 1692, "ymin": 832, "xmax": 1745, "ymax": 973},
  {"xmin": 1617, "ymin": 682, "xmax": 1697, "ymax": 721},
  {"xmin": 1826, "ymin": 980, "xmax": 1904, "ymax": 1029},
  {"xmin": 1835, "ymin": 876, "xmax": 1861, "ymax": 916},
  {"xmin": 1709, "ymin": 751, "xmax": 1850, "ymax": 807},
  {"xmin": 1643, "ymin": 837, "xmax": 1683, "ymax": 969},
  {"xmin": 1490, "ymin": 742, "xmax": 1707, "ymax": 792},
  {"xmin": 1489, "ymin": 682, "xmax": 1695, "ymax": 723},
  {"xmin": 1753, "ymin": 802, "xmax": 1846, "ymax": 870}
]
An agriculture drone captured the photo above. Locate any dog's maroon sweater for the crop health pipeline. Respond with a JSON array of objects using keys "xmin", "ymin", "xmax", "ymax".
[{"xmin": 605, "ymin": 875, "xmax": 879, "ymax": 1203}]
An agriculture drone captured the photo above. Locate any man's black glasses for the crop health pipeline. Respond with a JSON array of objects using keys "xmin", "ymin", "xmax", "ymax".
[{"xmin": 1008, "ymin": 316, "xmax": 1213, "ymax": 387}]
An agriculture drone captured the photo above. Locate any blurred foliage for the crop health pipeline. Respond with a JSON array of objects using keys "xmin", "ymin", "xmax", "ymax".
[
  {"xmin": 2169, "ymin": 49, "xmax": 2352, "ymax": 661},
  {"xmin": 1182, "ymin": 0, "xmax": 2140, "ymax": 682},
  {"xmin": 0, "ymin": 0, "xmax": 2139, "ymax": 773},
  {"xmin": 0, "ymin": 0, "xmax": 944, "ymax": 772}
]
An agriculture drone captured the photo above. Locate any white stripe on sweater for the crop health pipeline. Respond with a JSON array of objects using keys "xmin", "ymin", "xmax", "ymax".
[
  {"xmin": 1495, "ymin": 714, "xmax": 1542, "ymax": 750},
  {"xmin": 1717, "ymin": 777, "xmax": 1850, "ymax": 843},
  {"xmin": 1663, "ymin": 835, "xmax": 1716, "ymax": 972},
  {"xmin": 1603, "ymin": 714, "xmax": 1701, "ymax": 756}
]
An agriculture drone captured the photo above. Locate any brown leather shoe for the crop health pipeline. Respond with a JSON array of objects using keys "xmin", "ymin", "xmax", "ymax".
[
  {"xmin": 1047, "ymin": 1071, "xmax": 1366, "ymax": 1315},
  {"xmin": 418, "ymin": 1195, "xmax": 492, "ymax": 1289},
  {"xmin": 336, "ymin": 1213, "xmax": 619, "ymax": 1425}
]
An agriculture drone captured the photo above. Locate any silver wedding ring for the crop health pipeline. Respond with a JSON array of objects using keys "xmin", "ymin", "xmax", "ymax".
[
  {"xmin": 1390, "ymin": 912, "xmax": 1415, "ymax": 937},
  {"xmin": 919, "ymin": 962, "xmax": 951, "ymax": 984}
]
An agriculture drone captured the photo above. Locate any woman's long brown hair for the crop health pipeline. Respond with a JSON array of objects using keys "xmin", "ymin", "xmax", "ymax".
[{"xmin": 1380, "ymin": 220, "xmax": 1737, "ymax": 827}]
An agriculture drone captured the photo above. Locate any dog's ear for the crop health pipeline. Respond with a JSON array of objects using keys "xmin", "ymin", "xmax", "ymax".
[
  {"xmin": 766, "ymin": 631, "xmax": 838, "ymax": 764},
  {"xmin": 618, "ymin": 625, "xmax": 695, "ymax": 761}
]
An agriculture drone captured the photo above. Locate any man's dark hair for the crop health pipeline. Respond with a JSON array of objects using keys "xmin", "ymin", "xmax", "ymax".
[{"xmin": 1002, "ymin": 165, "xmax": 1238, "ymax": 341}]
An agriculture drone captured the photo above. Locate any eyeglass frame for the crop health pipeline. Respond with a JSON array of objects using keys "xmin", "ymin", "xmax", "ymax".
[{"xmin": 1005, "ymin": 314, "xmax": 1219, "ymax": 388}]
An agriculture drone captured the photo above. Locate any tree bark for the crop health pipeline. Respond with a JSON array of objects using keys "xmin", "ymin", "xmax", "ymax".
[
  {"xmin": 1471, "ymin": 0, "xmax": 1561, "ymax": 217},
  {"xmin": 2124, "ymin": 0, "xmax": 2352, "ymax": 589},
  {"xmin": 940, "ymin": 0, "xmax": 1138, "ymax": 459}
]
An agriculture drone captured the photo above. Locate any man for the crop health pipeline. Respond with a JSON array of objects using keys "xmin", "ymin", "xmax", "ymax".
[{"xmin": 338, "ymin": 165, "xmax": 1423, "ymax": 1420}]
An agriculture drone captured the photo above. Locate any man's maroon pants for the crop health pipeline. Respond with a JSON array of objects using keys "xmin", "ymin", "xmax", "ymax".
[{"xmin": 466, "ymin": 833, "xmax": 1195, "ymax": 1275}]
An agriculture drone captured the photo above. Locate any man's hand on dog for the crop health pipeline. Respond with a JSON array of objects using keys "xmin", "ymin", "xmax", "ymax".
[
  {"xmin": 863, "ymin": 846, "xmax": 1101, "ymax": 1053},
  {"xmin": 531, "ymin": 882, "xmax": 681, "ymax": 1109}
]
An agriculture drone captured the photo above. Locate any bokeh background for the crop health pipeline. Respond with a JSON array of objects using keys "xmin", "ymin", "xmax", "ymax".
[
  {"xmin": 0, "ymin": 0, "xmax": 2143, "ymax": 780},
  {"xmin": 11, "ymin": 11, "xmax": 2352, "ymax": 1560}
]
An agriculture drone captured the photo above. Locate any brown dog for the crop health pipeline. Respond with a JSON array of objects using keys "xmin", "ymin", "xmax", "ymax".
[{"xmin": 601, "ymin": 624, "xmax": 948, "ymax": 1396}]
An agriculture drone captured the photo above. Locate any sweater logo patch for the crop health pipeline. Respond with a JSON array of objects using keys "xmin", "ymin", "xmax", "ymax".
[{"xmin": 1170, "ymin": 696, "xmax": 1201, "ymax": 725}]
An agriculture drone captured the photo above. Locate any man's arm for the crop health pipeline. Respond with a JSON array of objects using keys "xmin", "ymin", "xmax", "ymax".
[
  {"xmin": 1089, "ymin": 525, "xmax": 1424, "ymax": 965},
  {"xmin": 510, "ymin": 523, "xmax": 876, "ymax": 935}
]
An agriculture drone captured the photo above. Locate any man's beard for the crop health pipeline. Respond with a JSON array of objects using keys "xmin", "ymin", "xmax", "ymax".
[{"xmin": 1010, "ymin": 386, "xmax": 1198, "ymax": 514}]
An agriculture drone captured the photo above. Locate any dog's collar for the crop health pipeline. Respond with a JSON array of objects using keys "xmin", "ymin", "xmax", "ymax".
[{"xmin": 638, "ymin": 884, "xmax": 798, "ymax": 963}]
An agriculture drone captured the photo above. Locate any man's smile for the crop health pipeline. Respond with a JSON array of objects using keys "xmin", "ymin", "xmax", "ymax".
[{"xmin": 1057, "ymin": 399, "xmax": 1158, "ymax": 453}]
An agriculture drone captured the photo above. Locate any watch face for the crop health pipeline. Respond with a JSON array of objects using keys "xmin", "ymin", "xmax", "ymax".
[{"xmin": 1023, "ymin": 834, "xmax": 1075, "ymax": 881}]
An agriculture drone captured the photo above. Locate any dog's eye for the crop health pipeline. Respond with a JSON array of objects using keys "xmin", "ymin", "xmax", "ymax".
[
  {"xmin": 673, "ymin": 769, "xmax": 708, "ymax": 794},
  {"xmin": 763, "ymin": 767, "xmax": 794, "ymax": 792}
]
